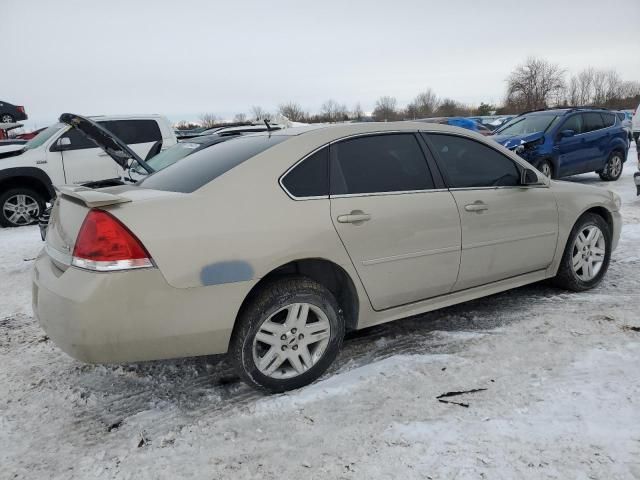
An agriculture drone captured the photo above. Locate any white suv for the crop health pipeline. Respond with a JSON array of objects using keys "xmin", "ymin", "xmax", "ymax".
[{"xmin": 0, "ymin": 114, "xmax": 176, "ymax": 227}]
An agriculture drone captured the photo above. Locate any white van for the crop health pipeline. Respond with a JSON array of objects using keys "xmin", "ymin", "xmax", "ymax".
[{"xmin": 0, "ymin": 115, "xmax": 176, "ymax": 227}]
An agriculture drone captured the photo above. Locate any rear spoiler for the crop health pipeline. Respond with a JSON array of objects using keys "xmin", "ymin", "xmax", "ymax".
[{"xmin": 55, "ymin": 185, "xmax": 132, "ymax": 208}]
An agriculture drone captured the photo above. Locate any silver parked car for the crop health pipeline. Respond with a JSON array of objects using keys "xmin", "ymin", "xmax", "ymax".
[{"xmin": 33, "ymin": 121, "xmax": 622, "ymax": 392}]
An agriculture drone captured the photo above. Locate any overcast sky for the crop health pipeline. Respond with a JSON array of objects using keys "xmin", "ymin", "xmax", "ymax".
[{"xmin": 3, "ymin": 0, "xmax": 639, "ymax": 128}]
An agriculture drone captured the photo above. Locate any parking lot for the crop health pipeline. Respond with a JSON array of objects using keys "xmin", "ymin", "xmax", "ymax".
[{"xmin": 0, "ymin": 143, "xmax": 637, "ymax": 479}]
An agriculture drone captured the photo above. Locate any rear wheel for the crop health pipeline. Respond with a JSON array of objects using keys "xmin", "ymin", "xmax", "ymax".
[
  {"xmin": 0, "ymin": 113, "xmax": 15, "ymax": 123},
  {"xmin": 599, "ymin": 151, "xmax": 623, "ymax": 181},
  {"xmin": 229, "ymin": 276, "xmax": 344, "ymax": 393},
  {"xmin": 552, "ymin": 213, "xmax": 611, "ymax": 292},
  {"xmin": 0, "ymin": 188, "xmax": 44, "ymax": 227}
]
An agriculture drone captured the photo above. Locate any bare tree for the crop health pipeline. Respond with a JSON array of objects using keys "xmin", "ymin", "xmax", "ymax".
[
  {"xmin": 436, "ymin": 98, "xmax": 471, "ymax": 117},
  {"xmin": 250, "ymin": 106, "xmax": 271, "ymax": 122},
  {"xmin": 410, "ymin": 89, "xmax": 439, "ymax": 118},
  {"xmin": 351, "ymin": 102, "xmax": 364, "ymax": 121},
  {"xmin": 372, "ymin": 96, "xmax": 398, "ymax": 121},
  {"xmin": 278, "ymin": 102, "xmax": 306, "ymax": 122},
  {"xmin": 199, "ymin": 113, "xmax": 219, "ymax": 128},
  {"xmin": 233, "ymin": 113, "xmax": 247, "ymax": 123},
  {"xmin": 506, "ymin": 57, "xmax": 565, "ymax": 111},
  {"xmin": 320, "ymin": 99, "xmax": 348, "ymax": 123}
]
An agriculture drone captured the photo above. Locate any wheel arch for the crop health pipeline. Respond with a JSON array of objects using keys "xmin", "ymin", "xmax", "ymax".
[
  {"xmin": 236, "ymin": 258, "xmax": 360, "ymax": 334},
  {"xmin": 0, "ymin": 167, "xmax": 55, "ymax": 201}
]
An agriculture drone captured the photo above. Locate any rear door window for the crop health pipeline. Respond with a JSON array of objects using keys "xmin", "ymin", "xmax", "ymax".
[
  {"xmin": 601, "ymin": 113, "xmax": 616, "ymax": 128},
  {"xmin": 582, "ymin": 113, "xmax": 604, "ymax": 133},
  {"xmin": 101, "ymin": 120, "xmax": 162, "ymax": 144},
  {"xmin": 281, "ymin": 147, "xmax": 329, "ymax": 198},
  {"xmin": 139, "ymin": 134, "xmax": 287, "ymax": 193},
  {"xmin": 329, "ymin": 133, "xmax": 434, "ymax": 195}
]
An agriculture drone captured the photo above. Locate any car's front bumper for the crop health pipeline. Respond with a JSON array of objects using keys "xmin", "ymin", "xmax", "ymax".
[{"xmin": 32, "ymin": 250, "xmax": 254, "ymax": 363}]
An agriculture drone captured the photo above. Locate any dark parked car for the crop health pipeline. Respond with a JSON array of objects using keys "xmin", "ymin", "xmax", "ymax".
[
  {"xmin": 0, "ymin": 100, "xmax": 28, "ymax": 123},
  {"xmin": 492, "ymin": 108, "xmax": 629, "ymax": 181}
]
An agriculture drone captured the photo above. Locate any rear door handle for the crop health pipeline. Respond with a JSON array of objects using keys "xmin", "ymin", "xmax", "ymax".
[
  {"xmin": 337, "ymin": 212, "xmax": 371, "ymax": 224},
  {"xmin": 464, "ymin": 202, "xmax": 488, "ymax": 213}
]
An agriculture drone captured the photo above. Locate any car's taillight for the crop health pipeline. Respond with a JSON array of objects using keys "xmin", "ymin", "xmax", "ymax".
[
  {"xmin": 72, "ymin": 209, "xmax": 153, "ymax": 271},
  {"xmin": 17, "ymin": 106, "xmax": 25, "ymax": 113}
]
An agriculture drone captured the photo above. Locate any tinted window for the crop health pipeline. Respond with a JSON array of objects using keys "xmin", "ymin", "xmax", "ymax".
[
  {"xmin": 102, "ymin": 120, "xmax": 162, "ymax": 144},
  {"xmin": 601, "ymin": 113, "xmax": 616, "ymax": 127},
  {"xmin": 139, "ymin": 135, "xmax": 287, "ymax": 193},
  {"xmin": 616, "ymin": 112, "xmax": 625, "ymax": 121},
  {"xmin": 582, "ymin": 113, "xmax": 604, "ymax": 133},
  {"xmin": 560, "ymin": 114, "xmax": 583, "ymax": 134},
  {"xmin": 427, "ymin": 134, "xmax": 520, "ymax": 188},
  {"xmin": 57, "ymin": 127, "xmax": 99, "ymax": 150},
  {"xmin": 330, "ymin": 134, "xmax": 433, "ymax": 195},
  {"xmin": 282, "ymin": 147, "xmax": 328, "ymax": 198}
]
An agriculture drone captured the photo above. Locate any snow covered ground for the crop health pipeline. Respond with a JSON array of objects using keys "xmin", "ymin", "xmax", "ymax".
[{"xmin": 2, "ymin": 144, "xmax": 640, "ymax": 479}]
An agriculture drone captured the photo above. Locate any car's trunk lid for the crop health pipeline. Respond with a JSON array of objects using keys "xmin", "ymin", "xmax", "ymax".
[{"xmin": 44, "ymin": 185, "xmax": 176, "ymax": 271}]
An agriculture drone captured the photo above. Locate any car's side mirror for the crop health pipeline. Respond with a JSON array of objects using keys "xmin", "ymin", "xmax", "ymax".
[
  {"xmin": 521, "ymin": 168, "xmax": 541, "ymax": 185},
  {"xmin": 559, "ymin": 129, "xmax": 575, "ymax": 138},
  {"xmin": 54, "ymin": 137, "xmax": 72, "ymax": 151}
]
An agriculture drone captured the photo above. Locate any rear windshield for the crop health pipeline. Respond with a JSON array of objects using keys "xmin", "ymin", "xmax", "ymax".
[{"xmin": 138, "ymin": 135, "xmax": 287, "ymax": 193}]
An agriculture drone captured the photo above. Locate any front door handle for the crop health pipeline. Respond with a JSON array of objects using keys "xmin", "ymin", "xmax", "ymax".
[
  {"xmin": 464, "ymin": 202, "xmax": 489, "ymax": 213},
  {"xmin": 337, "ymin": 211, "xmax": 371, "ymax": 224}
]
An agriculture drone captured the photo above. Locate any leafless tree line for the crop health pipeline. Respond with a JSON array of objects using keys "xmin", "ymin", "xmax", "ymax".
[
  {"xmin": 503, "ymin": 57, "xmax": 640, "ymax": 113},
  {"xmin": 176, "ymin": 57, "xmax": 639, "ymax": 129}
]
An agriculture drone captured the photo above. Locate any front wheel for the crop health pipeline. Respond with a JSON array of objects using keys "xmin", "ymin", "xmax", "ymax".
[
  {"xmin": 0, "ymin": 188, "xmax": 45, "ymax": 227},
  {"xmin": 539, "ymin": 160, "xmax": 553, "ymax": 178},
  {"xmin": 599, "ymin": 151, "xmax": 623, "ymax": 181},
  {"xmin": 552, "ymin": 213, "xmax": 611, "ymax": 292},
  {"xmin": 229, "ymin": 276, "xmax": 345, "ymax": 393}
]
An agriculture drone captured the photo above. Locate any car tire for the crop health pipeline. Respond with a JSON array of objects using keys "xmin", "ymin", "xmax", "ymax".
[
  {"xmin": 539, "ymin": 160, "xmax": 553, "ymax": 178},
  {"xmin": 599, "ymin": 151, "xmax": 624, "ymax": 181},
  {"xmin": 552, "ymin": 213, "xmax": 611, "ymax": 292},
  {"xmin": 229, "ymin": 276, "xmax": 345, "ymax": 393},
  {"xmin": 0, "ymin": 188, "xmax": 45, "ymax": 228},
  {"xmin": 0, "ymin": 113, "xmax": 15, "ymax": 123}
]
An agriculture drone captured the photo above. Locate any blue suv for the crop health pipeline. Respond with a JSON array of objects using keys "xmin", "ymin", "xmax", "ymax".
[{"xmin": 492, "ymin": 108, "xmax": 629, "ymax": 181}]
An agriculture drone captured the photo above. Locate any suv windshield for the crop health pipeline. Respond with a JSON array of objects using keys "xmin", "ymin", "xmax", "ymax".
[
  {"xmin": 496, "ymin": 114, "xmax": 559, "ymax": 136},
  {"xmin": 139, "ymin": 134, "xmax": 287, "ymax": 193},
  {"xmin": 24, "ymin": 123, "xmax": 64, "ymax": 150}
]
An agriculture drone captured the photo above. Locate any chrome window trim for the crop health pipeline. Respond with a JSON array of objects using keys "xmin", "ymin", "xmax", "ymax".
[
  {"xmin": 331, "ymin": 188, "xmax": 449, "ymax": 199},
  {"xmin": 279, "ymin": 130, "xmax": 420, "ymax": 201},
  {"xmin": 448, "ymin": 184, "xmax": 548, "ymax": 191}
]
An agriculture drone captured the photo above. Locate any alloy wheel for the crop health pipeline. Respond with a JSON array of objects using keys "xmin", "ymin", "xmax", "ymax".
[
  {"xmin": 252, "ymin": 302, "xmax": 331, "ymax": 379},
  {"xmin": 571, "ymin": 225, "xmax": 606, "ymax": 281},
  {"xmin": 1, "ymin": 114, "xmax": 14, "ymax": 123},
  {"xmin": 608, "ymin": 154, "xmax": 622, "ymax": 179},
  {"xmin": 540, "ymin": 162, "xmax": 552, "ymax": 177},
  {"xmin": 2, "ymin": 194, "xmax": 40, "ymax": 226}
]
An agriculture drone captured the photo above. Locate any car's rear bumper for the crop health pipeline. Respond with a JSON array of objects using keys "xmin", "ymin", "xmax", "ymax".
[{"xmin": 32, "ymin": 250, "xmax": 254, "ymax": 363}]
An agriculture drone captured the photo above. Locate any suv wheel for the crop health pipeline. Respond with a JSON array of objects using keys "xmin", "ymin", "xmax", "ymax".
[
  {"xmin": 552, "ymin": 213, "xmax": 611, "ymax": 292},
  {"xmin": 0, "ymin": 114, "xmax": 15, "ymax": 123},
  {"xmin": 599, "ymin": 151, "xmax": 623, "ymax": 181},
  {"xmin": 539, "ymin": 160, "xmax": 553, "ymax": 178},
  {"xmin": 229, "ymin": 276, "xmax": 345, "ymax": 393},
  {"xmin": 0, "ymin": 188, "xmax": 44, "ymax": 227}
]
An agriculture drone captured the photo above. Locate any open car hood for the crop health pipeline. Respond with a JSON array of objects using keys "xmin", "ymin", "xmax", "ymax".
[{"xmin": 59, "ymin": 113, "xmax": 153, "ymax": 173}]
